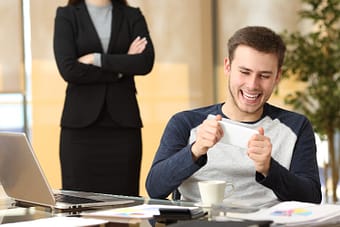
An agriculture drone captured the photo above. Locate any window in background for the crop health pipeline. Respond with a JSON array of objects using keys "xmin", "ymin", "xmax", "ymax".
[
  {"xmin": 0, "ymin": 94, "xmax": 25, "ymax": 132},
  {"xmin": 0, "ymin": 0, "xmax": 31, "ymax": 136}
]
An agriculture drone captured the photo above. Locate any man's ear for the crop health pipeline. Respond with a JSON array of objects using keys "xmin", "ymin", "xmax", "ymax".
[
  {"xmin": 275, "ymin": 68, "xmax": 282, "ymax": 85},
  {"xmin": 224, "ymin": 57, "xmax": 231, "ymax": 74}
]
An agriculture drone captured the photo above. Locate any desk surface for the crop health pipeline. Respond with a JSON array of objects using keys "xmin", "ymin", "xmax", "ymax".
[
  {"xmin": 1, "ymin": 193, "xmax": 340, "ymax": 227},
  {"xmin": 0, "ymin": 192, "xmax": 197, "ymax": 226}
]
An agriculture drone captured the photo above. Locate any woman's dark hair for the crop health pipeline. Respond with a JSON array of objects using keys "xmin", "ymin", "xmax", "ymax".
[
  {"xmin": 68, "ymin": 0, "xmax": 128, "ymax": 6},
  {"xmin": 227, "ymin": 26, "xmax": 286, "ymax": 69}
]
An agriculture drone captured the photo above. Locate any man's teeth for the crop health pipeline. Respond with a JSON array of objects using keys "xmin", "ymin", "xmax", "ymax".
[{"xmin": 243, "ymin": 92, "xmax": 259, "ymax": 100}]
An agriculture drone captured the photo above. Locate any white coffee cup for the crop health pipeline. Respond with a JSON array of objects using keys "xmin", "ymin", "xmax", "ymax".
[{"xmin": 198, "ymin": 180, "xmax": 234, "ymax": 206}]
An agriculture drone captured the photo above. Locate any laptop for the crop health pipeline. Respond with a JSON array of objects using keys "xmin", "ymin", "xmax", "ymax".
[{"xmin": 0, "ymin": 132, "xmax": 134, "ymax": 211}]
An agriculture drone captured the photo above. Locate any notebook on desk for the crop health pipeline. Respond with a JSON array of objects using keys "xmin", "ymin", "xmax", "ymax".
[{"xmin": 0, "ymin": 132, "xmax": 134, "ymax": 211}]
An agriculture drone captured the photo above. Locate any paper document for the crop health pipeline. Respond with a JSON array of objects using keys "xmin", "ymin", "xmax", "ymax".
[
  {"xmin": 0, "ymin": 216, "xmax": 108, "ymax": 226},
  {"xmin": 82, "ymin": 204, "xmax": 199, "ymax": 220},
  {"xmin": 207, "ymin": 114, "xmax": 258, "ymax": 148},
  {"xmin": 227, "ymin": 201, "xmax": 340, "ymax": 225}
]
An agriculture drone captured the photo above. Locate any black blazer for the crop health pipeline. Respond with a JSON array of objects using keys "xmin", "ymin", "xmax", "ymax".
[{"xmin": 53, "ymin": 1, "xmax": 154, "ymax": 128}]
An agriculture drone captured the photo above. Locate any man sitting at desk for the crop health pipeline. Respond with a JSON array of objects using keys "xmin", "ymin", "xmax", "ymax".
[{"xmin": 145, "ymin": 26, "xmax": 322, "ymax": 206}]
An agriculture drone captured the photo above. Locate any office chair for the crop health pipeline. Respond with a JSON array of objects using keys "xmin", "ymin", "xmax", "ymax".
[{"xmin": 172, "ymin": 189, "xmax": 181, "ymax": 200}]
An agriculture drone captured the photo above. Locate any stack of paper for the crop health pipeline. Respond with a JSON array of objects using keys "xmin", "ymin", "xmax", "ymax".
[
  {"xmin": 227, "ymin": 201, "xmax": 340, "ymax": 226},
  {"xmin": 81, "ymin": 204, "xmax": 201, "ymax": 222},
  {"xmin": 0, "ymin": 217, "xmax": 108, "ymax": 226}
]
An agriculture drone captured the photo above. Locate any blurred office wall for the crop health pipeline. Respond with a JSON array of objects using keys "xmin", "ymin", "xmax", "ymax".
[
  {"xmin": 0, "ymin": 0, "xmax": 23, "ymax": 92},
  {"xmin": 29, "ymin": 0, "xmax": 66, "ymax": 193}
]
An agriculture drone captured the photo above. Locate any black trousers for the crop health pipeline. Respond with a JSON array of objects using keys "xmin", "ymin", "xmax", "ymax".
[{"xmin": 60, "ymin": 125, "xmax": 142, "ymax": 196}]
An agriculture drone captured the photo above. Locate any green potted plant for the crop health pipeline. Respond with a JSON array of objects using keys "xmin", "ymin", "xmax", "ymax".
[{"xmin": 282, "ymin": 0, "xmax": 340, "ymax": 202}]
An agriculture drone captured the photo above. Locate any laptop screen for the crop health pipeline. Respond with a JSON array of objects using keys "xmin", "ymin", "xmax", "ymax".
[
  {"xmin": 0, "ymin": 132, "xmax": 56, "ymax": 207},
  {"xmin": 0, "ymin": 132, "xmax": 135, "ymax": 210}
]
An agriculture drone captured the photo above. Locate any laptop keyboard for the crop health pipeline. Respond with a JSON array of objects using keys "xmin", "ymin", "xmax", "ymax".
[{"xmin": 54, "ymin": 193, "xmax": 100, "ymax": 204}]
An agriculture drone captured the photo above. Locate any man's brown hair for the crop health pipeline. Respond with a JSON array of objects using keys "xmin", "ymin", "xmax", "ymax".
[{"xmin": 227, "ymin": 26, "xmax": 286, "ymax": 68}]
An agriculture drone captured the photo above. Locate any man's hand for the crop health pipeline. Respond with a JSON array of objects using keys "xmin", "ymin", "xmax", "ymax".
[
  {"xmin": 128, "ymin": 36, "xmax": 147, "ymax": 55},
  {"xmin": 247, "ymin": 127, "xmax": 272, "ymax": 176},
  {"xmin": 191, "ymin": 115, "xmax": 224, "ymax": 160}
]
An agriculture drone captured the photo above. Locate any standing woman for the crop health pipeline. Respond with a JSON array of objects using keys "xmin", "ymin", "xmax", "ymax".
[{"xmin": 53, "ymin": 0, "xmax": 154, "ymax": 196}]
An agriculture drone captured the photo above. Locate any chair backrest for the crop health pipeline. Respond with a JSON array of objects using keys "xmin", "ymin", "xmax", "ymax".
[{"xmin": 172, "ymin": 189, "xmax": 181, "ymax": 200}]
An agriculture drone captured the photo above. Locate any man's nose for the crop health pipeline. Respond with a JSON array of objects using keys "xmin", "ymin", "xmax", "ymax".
[{"xmin": 246, "ymin": 75, "xmax": 259, "ymax": 89}]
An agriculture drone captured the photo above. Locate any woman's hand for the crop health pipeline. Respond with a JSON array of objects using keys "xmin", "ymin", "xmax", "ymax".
[
  {"xmin": 128, "ymin": 36, "xmax": 147, "ymax": 55},
  {"xmin": 77, "ymin": 36, "xmax": 147, "ymax": 65},
  {"xmin": 78, "ymin": 53, "xmax": 94, "ymax": 64}
]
